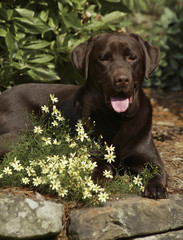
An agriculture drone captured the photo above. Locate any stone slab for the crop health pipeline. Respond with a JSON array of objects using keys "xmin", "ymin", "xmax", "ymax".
[{"xmin": 0, "ymin": 192, "xmax": 64, "ymax": 239}]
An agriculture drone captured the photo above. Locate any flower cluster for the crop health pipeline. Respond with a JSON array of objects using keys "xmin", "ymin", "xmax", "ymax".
[{"xmin": 0, "ymin": 94, "xmax": 113, "ymax": 204}]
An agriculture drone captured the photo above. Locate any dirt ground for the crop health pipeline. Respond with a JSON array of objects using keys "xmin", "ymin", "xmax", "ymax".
[{"xmin": 144, "ymin": 89, "xmax": 183, "ymax": 195}]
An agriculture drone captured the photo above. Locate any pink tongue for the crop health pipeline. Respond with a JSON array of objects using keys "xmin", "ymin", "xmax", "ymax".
[{"xmin": 111, "ymin": 97, "xmax": 129, "ymax": 113}]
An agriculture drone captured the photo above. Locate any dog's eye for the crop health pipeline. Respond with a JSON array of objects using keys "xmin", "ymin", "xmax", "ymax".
[
  {"xmin": 125, "ymin": 55, "xmax": 136, "ymax": 62},
  {"xmin": 98, "ymin": 55, "xmax": 111, "ymax": 62}
]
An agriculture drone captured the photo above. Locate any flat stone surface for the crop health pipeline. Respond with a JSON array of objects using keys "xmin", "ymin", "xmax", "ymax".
[
  {"xmin": 133, "ymin": 229, "xmax": 183, "ymax": 239},
  {"xmin": 68, "ymin": 194, "xmax": 183, "ymax": 240},
  {"xmin": 0, "ymin": 192, "xmax": 64, "ymax": 239}
]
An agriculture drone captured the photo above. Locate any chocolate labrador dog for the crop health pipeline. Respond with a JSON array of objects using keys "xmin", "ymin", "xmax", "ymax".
[{"xmin": 0, "ymin": 33, "xmax": 168, "ymax": 199}]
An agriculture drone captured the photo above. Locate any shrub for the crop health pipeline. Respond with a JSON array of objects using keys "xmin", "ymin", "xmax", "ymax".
[
  {"xmin": 144, "ymin": 6, "xmax": 183, "ymax": 91},
  {"xmin": 0, "ymin": 0, "xmax": 129, "ymax": 91},
  {"xmin": 0, "ymin": 94, "xmax": 115, "ymax": 204}
]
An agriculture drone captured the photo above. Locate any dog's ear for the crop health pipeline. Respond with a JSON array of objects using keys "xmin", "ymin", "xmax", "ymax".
[
  {"xmin": 72, "ymin": 36, "xmax": 97, "ymax": 80},
  {"xmin": 130, "ymin": 33, "xmax": 160, "ymax": 79}
]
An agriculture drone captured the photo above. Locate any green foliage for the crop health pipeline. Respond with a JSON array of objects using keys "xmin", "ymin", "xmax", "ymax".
[
  {"xmin": 146, "ymin": 7, "xmax": 183, "ymax": 91},
  {"xmin": 1, "ymin": 0, "xmax": 182, "ymax": 91},
  {"xmin": 106, "ymin": 162, "xmax": 160, "ymax": 196},
  {"xmin": 122, "ymin": 0, "xmax": 168, "ymax": 15},
  {"xmin": 0, "ymin": 0, "xmax": 128, "ymax": 90},
  {"xmin": 0, "ymin": 94, "xmax": 113, "ymax": 204}
]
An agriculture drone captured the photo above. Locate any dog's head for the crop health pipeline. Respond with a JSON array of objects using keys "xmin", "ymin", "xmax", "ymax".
[{"xmin": 72, "ymin": 33, "xmax": 160, "ymax": 114}]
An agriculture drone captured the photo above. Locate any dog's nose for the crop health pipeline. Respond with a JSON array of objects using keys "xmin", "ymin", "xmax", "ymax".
[{"xmin": 114, "ymin": 74, "xmax": 130, "ymax": 87}]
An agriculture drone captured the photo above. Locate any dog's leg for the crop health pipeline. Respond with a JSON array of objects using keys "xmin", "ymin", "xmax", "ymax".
[
  {"xmin": 124, "ymin": 138, "xmax": 168, "ymax": 199},
  {"xmin": 91, "ymin": 157, "xmax": 114, "ymax": 185}
]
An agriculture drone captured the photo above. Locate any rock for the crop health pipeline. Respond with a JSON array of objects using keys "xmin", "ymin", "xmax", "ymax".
[
  {"xmin": 0, "ymin": 192, "xmax": 64, "ymax": 239},
  {"xmin": 68, "ymin": 194, "xmax": 183, "ymax": 240},
  {"xmin": 133, "ymin": 229, "xmax": 183, "ymax": 239}
]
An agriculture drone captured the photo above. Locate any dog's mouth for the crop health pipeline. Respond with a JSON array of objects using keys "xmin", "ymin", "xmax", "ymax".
[{"xmin": 105, "ymin": 95, "xmax": 133, "ymax": 113}]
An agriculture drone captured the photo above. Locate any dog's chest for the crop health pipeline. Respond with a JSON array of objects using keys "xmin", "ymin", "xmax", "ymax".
[{"xmin": 90, "ymin": 109, "xmax": 125, "ymax": 144}]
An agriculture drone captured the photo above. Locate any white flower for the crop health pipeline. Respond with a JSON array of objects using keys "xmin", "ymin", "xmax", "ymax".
[
  {"xmin": 3, "ymin": 167, "xmax": 12, "ymax": 175},
  {"xmin": 105, "ymin": 144, "xmax": 115, "ymax": 153},
  {"xmin": 10, "ymin": 158, "xmax": 23, "ymax": 171},
  {"xmin": 42, "ymin": 137, "xmax": 52, "ymax": 145},
  {"xmin": 41, "ymin": 105, "xmax": 49, "ymax": 113},
  {"xmin": 60, "ymin": 155, "xmax": 68, "ymax": 166},
  {"xmin": 30, "ymin": 160, "xmax": 38, "ymax": 166},
  {"xmin": 133, "ymin": 175, "xmax": 143, "ymax": 186},
  {"xmin": 65, "ymin": 134, "xmax": 72, "ymax": 143},
  {"xmin": 104, "ymin": 152, "xmax": 116, "ymax": 163},
  {"xmin": 98, "ymin": 191, "xmax": 109, "ymax": 203},
  {"xmin": 0, "ymin": 173, "xmax": 3, "ymax": 179},
  {"xmin": 51, "ymin": 120, "xmax": 58, "ymax": 127},
  {"xmin": 48, "ymin": 171, "xmax": 57, "ymax": 180},
  {"xmin": 33, "ymin": 177, "xmax": 42, "ymax": 186},
  {"xmin": 52, "ymin": 155, "xmax": 59, "ymax": 161},
  {"xmin": 50, "ymin": 94, "xmax": 58, "ymax": 104},
  {"xmin": 14, "ymin": 164, "xmax": 23, "ymax": 171},
  {"xmin": 91, "ymin": 183, "xmax": 101, "ymax": 193},
  {"xmin": 22, "ymin": 177, "xmax": 30, "ymax": 184},
  {"xmin": 42, "ymin": 166, "xmax": 49, "ymax": 174},
  {"xmin": 103, "ymin": 170, "xmax": 113, "ymax": 179},
  {"xmin": 83, "ymin": 188, "xmax": 92, "ymax": 199},
  {"xmin": 51, "ymin": 180, "xmax": 61, "ymax": 190},
  {"xmin": 26, "ymin": 166, "xmax": 36, "ymax": 177},
  {"xmin": 129, "ymin": 183, "xmax": 133, "ymax": 191},
  {"xmin": 33, "ymin": 126, "xmax": 43, "ymax": 134},
  {"xmin": 56, "ymin": 114, "xmax": 65, "ymax": 121},
  {"xmin": 52, "ymin": 105, "xmax": 60, "ymax": 115},
  {"xmin": 140, "ymin": 185, "xmax": 145, "ymax": 192},
  {"xmin": 46, "ymin": 156, "xmax": 52, "ymax": 162},
  {"xmin": 53, "ymin": 139, "xmax": 61, "ymax": 145},
  {"xmin": 75, "ymin": 120, "xmax": 83, "ymax": 129},
  {"xmin": 77, "ymin": 128, "xmax": 88, "ymax": 142},
  {"xmin": 58, "ymin": 189, "xmax": 68, "ymax": 197},
  {"xmin": 69, "ymin": 142, "xmax": 77, "ymax": 148}
]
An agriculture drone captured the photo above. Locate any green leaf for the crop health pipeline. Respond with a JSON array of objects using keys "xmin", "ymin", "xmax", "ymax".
[
  {"xmin": 28, "ymin": 68, "xmax": 60, "ymax": 81},
  {"xmin": 0, "ymin": 26, "xmax": 7, "ymax": 37},
  {"xmin": 13, "ymin": 17, "xmax": 51, "ymax": 34},
  {"xmin": 83, "ymin": 11, "xmax": 126, "ymax": 31},
  {"xmin": 62, "ymin": 11, "xmax": 81, "ymax": 30},
  {"xmin": 39, "ymin": 10, "xmax": 49, "ymax": 22},
  {"xmin": 15, "ymin": 8, "xmax": 35, "ymax": 21},
  {"xmin": 56, "ymin": 33, "xmax": 67, "ymax": 48},
  {"xmin": 24, "ymin": 40, "xmax": 51, "ymax": 49},
  {"xmin": 102, "ymin": 11, "xmax": 126, "ymax": 24},
  {"xmin": 28, "ymin": 54, "xmax": 54, "ymax": 64},
  {"xmin": 7, "ymin": 9, "xmax": 14, "ymax": 20},
  {"xmin": 48, "ymin": 17, "xmax": 59, "ymax": 29},
  {"xmin": 5, "ymin": 31, "xmax": 18, "ymax": 60},
  {"xmin": 0, "ymin": 8, "xmax": 8, "ymax": 20}
]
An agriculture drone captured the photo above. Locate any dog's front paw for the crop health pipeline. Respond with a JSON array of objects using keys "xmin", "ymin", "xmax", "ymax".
[{"xmin": 144, "ymin": 181, "xmax": 168, "ymax": 199}]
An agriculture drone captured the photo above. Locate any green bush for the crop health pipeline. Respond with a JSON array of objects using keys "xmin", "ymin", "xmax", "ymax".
[
  {"xmin": 0, "ymin": 0, "xmax": 129, "ymax": 91},
  {"xmin": 145, "ymin": 6, "xmax": 183, "ymax": 91}
]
